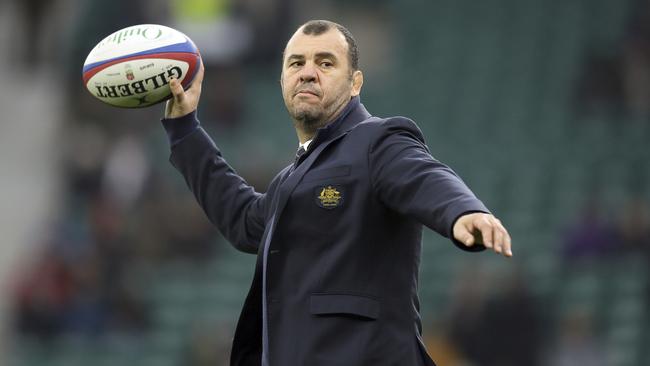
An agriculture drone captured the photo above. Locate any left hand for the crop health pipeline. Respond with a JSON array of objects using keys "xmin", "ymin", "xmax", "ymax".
[
  {"xmin": 165, "ymin": 61, "xmax": 205, "ymax": 119},
  {"xmin": 453, "ymin": 212, "xmax": 513, "ymax": 257}
]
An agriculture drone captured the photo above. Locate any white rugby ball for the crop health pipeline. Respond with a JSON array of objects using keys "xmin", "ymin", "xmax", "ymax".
[{"xmin": 82, "ymin": 24, "xmax": 201, "ymax": 108}]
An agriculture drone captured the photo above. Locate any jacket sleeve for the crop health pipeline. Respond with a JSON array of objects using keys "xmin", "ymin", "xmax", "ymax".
[
  {"xmin": 368, "ymin": 117, "xmax": 488, "ymax": 251},
  {"xmin": 162, "ymin": 111, "xmax": 267, "ymax": 254}
]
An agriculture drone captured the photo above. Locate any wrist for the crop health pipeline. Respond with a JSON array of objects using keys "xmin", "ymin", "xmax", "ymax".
[{"xmin": 161, "ymin": 110, "xmax": 200, "ymax": 146}]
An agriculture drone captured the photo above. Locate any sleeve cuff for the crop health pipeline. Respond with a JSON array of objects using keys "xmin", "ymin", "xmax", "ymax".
[{"xmin": 161, "ymin": 110, "xmax": 200, "ymax": 147}]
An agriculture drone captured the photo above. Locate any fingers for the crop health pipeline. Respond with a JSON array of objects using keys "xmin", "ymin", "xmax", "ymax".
[
  {"xmin": 503, "ymin": 228, "xmax": 513, "ymax": 257},
  {"xmin": 484, "ymin": 217, "xmax": 512, "ymax": 257},
  {"xmin": 183, "ymin": 60, "xmax": 205, "ymax": 95},
  {"xmin": 165, "ymin": 61, "xmax": 204, "ymax": 118},
  {"xmin": 455, "ymin": 225, "xmax": 475, "ymax": 247},
  {"xmin": 494, "ymin": 228, "xmax": 503, "ymax": 254},
  {"xmin": 474, "ymin": 217, "xmax": 494, "ymax": 249},
  {"xmin": 455, "ymin": 213, "xmax": 513, "ymax": 258},
  {"xmin": 486, "ymin": 217, "xmax": 512, "ymax": 257},
  {"xmin": 169, "ymin": 77, "xmax": 185, "ymax": 104},
  {"xmin": 193, "ymin": 60, "xmax": 205, "ymax": 86}
]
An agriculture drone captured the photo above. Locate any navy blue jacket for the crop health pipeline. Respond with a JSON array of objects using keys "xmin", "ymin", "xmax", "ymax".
[{"xmin": 163, "ymin": 97, "xmax": 488, "ymax": 366}]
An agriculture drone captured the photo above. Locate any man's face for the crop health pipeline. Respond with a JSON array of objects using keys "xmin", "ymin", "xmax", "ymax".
[{"xmin": 281, "ymin": 28, "xmax": 362, "ymax": 129}]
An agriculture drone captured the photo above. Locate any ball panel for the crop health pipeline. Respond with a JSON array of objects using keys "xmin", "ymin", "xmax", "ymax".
[
  {"xmin": 82, "ymin": 52, "xmax": 198, "ymax": 84},
  {"xmin": 180, "ymin": 53, "xmax": 200, "ymax": 89},
  {"xmin": 82, "ymin": 40, "xmax": 198, "ymax": 75},
  {"xmin": 84, "ymin": 24, "xmax": 194, "ymax": 66}
]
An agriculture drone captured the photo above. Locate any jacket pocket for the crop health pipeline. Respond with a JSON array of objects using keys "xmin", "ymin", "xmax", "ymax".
[
  {"xmin": 302, "ymin": 165, "xmax": 351, "ymax": 183},
  {"xmin": 309, "ymin": 293, "xmax": 380, "ymax": 320}
]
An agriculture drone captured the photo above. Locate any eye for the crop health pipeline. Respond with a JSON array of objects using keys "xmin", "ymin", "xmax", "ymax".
[
  {"xmin": 320, "ymin": 61, "xmax": 334, "ymax": 68},
  {"xmin": 289, "ymin": 61, "xmax": 303, "ymax": 68}
]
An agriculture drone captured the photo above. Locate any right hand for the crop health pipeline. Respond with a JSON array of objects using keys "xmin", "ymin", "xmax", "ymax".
[
  {"xmin": 453, "ymin": 212, "xmax": 513, "ymax": 257},
  {"xmin": 165, "ymin": 61, "xmax": 205, "ymax": 119}
]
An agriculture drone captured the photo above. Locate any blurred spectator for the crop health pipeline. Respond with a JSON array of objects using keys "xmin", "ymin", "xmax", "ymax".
[
  {"xmin": 106, "ymin": 282, "xmax": 150, "ymax": 334},
  {"xmin": 12, "ymin": 0, "xmax": 55, "ymax": 68},
  {"xmin": 447, "ymin": 266, "xmax": 542, "ymax": 366},
  {"xmin": 183, "ymin": 320, "xmax": 233, "ymax": 366},
  {"xmin": 196, "ymin": 63, "xmax": 246, "ymax": 130},
  {"xmin": 170, "ymin": 0, "xmax": 252, "ymax": 130},
  {"xmin": 560, "ymin": 199, "xmax": 619, "ymax": 262},
  {"xmin": 445, "ymin": 264, "xmax": 490, "ymax": 364},
  {"xmin": 13, "ymin": 246, "xmax": 73, "ymax": 340},
  {"xmin": 575, "ymin": 0, "xmax": 650, "ymax": 118},
  {"xmin": 13, "ymin": 212, "xmax": 150, "ymax": 339},
  {"xmin": 574, "ymin": 51, "xmax": 624, "ymax": 116},
  {"xmin": 130, "ymin": 175, "xmax": 219, "ymax": 262},
  {"xmin": 617, "ymin": 196, "xmax": 650, "ymax": 322},
  {"xmin": 62, "ymin": 124, "xmax": 108, "ymax": 200},
  {"xmin": 622, "ymin": 0, "xmax": 650, "ymax": 118},
  {"xmin": 101, "ymin": 134, "xmax": 150, "ymax": 210},
  {"xmin": 170, "ymin": 0, "xmax": 252, "ymax": 63},
  {"xmin": 618, "ymin": 197, "xmax": 650, "ymax": 257},
  {"xmin": 475, "ymin": 268, "xmax": 542, "ymax": 366},
  {"xmin": 423, "ymin": 318, "xmax": 464, "ymax": 366},
  {"xmin": 236, "ymin": 0, "xmax": 293, "ymax": 63},
  {"xmin": 545, "ymin": 308, "xmax": 607, "ymax": 366},
  {"xmin": 62, "ymin": 248, "xmax": 109, "ymax": 336}
]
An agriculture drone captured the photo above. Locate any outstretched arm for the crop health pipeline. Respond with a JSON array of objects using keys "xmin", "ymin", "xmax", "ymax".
[{"xmin": 369, "ymin": 117, "xmax": 512, "ymax": 258}]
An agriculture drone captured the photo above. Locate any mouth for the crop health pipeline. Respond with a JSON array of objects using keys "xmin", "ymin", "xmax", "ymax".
[{"xmin": 294, "ymin": 89, "xmax": 320, "ymax": 98}]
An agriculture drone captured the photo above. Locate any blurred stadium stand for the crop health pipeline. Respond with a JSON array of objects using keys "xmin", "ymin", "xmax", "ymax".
[{"xmin": 2, "ymin": 0, "xmax": 650, "ymax": 365}]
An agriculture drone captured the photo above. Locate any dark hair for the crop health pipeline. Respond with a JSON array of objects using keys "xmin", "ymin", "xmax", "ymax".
[{"xmin": 299, "ymin": 20, "xmax": 359, "ymax": 71}]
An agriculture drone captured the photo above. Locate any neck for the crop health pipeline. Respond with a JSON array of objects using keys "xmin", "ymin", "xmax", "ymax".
[
  {"xmin": 292, "ymin": 114, "xmax": 331, "ymax": 144},
  {"xmin": 296, "ymin": 129, "xmax": 313, "ymax": 144}
]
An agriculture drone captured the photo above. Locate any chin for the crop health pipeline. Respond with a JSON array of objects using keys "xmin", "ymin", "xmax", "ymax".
[{"xmin": 293, "ymin": 106, "xmax": 323, "ymax": 123}]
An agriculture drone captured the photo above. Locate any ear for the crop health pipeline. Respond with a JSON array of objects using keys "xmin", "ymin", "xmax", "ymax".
[{"xmin": 351, "ymin": 70, "xmax": 363, "ymax": 96}]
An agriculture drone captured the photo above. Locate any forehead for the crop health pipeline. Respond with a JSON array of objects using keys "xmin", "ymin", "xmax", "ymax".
[{"xmin": 284, "ymin": 28, "xmax": 349, "ymax": 61}]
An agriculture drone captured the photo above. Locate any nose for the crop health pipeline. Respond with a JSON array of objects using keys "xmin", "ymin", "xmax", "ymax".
[{"xmin": 299, "ymin": 63, "xmax": 318, "ymax": 83}]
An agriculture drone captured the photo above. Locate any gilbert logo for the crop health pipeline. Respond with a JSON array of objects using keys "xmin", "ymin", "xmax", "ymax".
[
  {"xmin": 93, "ymin": 66, "xmax": 183, "ymax": 98},
  {"xmin": 316, "ymin": 185, "xmax": 343, "ymax": 209}
]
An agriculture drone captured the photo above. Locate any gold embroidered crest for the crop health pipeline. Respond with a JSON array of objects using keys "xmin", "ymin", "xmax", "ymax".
[{"xmin": 317, "ymin": 185, "xmax": 342, "ymax": 208}]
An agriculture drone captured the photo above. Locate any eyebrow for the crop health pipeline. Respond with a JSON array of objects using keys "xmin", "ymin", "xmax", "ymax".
[{"xmin": 286, "ymin": 52, "xmax": 339, "ymax": 63}]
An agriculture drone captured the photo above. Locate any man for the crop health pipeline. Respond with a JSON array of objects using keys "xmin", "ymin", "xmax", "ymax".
[{"xmin": 162, "ymin": 20, "xmax": 512, "ymax": 366}]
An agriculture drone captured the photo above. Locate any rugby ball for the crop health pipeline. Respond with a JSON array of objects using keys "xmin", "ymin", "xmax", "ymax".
[{"xmin": 82, "ymin": 24, "xmax": 201, "ymax": 108}]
